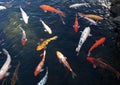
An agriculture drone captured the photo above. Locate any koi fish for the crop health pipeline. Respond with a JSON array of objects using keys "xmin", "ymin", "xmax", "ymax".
[
  {"xmin": 78, "ymin": 13, "xmax": 97, "ymax": 25},
  {"xmin": 78, "ymin": 13, "xmax": 103, "ymax": 20},
  {"xmin": 34, "ymin": 49, "xmax": 46, "ymax": 76},
  {"xmin": 0, "ymin": 6, "xmax": 6, "ymax": 10},
  {"xmin": 20, "ymin": 6, "xmax": 29, "ymax": 24},
  {"xmin": 76, "ymin": 27, "xmax": 91, "ymax": 56},
  {"xmin": 36, "ymin": 36, "xmax": 58, "ymax": 51},
  {"xmin": 88, "ymin": 37, "xmax": 106, "ymax": 56},
  {"xmin": 37, "ymin": 67, "xmax": 48, "ymax": 85},
  {"xmin": 40, "ymin": 4, "xmax": 65, "ymax": 17},
  {"xmin": 56, "ymin": 51, "xmax": 76, "ymax": 78},
  {"xmin": 11, "ymin": 62, "xmax": 20, "ymax": 85},
  {"xmin": 19, "ymin": 26, "xmax": 27, "ymax": 46},
  {"xmin": 86, "ymin": 57, "xmax": 120, "ymax": 78},
  {"xmin": 73, "ymin": 14, "xmax": 79, "ymax": 32},
  {"xmin": 40, "ymin": 19, "xmax": 52, "ymax": 34},
  {"xmin": 0, "ymin": 49, "xmax": 11, "ymax": 80},
  {"xmin": 69, "ymin": 3, "xmax": 89, "ymax": 9}
]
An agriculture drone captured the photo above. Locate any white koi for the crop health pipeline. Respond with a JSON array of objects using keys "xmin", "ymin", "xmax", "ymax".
[
  {"xmin": 20, "ymin": 6, "xmax": 29, "ymax": 24},
  {"xmin": 40, "ymin": 19, "xmax": 52, "ymax": 34},
  {"xmin": 0, "ymin": 49, "xmax": 11, "ymax": 80},
  {"xmin": 69, "ymin": 3, "xmax": 89, "ymax": 9},
  {"xmin": 19, "ymin": 26, "xmax": 27, "ymax": 46},
  {"xmin": 37, "ymin": 67, "xmax": 48, "ymax": 85},
  {"xmin": 0, "ymin": 6, "xmax": 6, "ymax": 10},
  {"xmin": 76, "ymin": 27, "xmax": 91, "ymax": 55}
]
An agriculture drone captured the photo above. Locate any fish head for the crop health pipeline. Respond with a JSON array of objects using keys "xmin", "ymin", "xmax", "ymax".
[
  {"xmin": 0, "ymin": 70, "xmax": 5, "ymax": 80},
  {"xmin": 36, "ymin": 45, "xmax": 43, "ymax": 51},
  {"xmin": 86, "ymin": 57, "xmax": 95, "ymax": 63},
  {"xmin": 40, "ymin": 5, "xmax": 46, "ymax": 9},
  {"xmin": 24, "ymin": 16, "xmax": 29, "ymax": 24},
  {"xmin": 21, "ymin": 38, "xmax": 27, "ymax": 46},
  {"xmin": 56, "ymin": 51, "xmax": 62, "ymax": 57},
  {"xmin": 101, "ymin": 37, "xmax": 106, "ymax": 42},
  {"xmin": 34, "ymin": 70, "xmax": 39, "ymax": 77},
  {"xmin": 86, "ymin": 57, "xmax": 97, "ymax": 68}
]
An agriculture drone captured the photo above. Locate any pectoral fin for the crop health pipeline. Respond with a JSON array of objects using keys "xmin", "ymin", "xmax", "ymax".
[
  {"xmin": 93, "ymin": 64, "xmax": 97, "ymax": 68},
  {"xmin": 44, "ymin": 29, "xmax": 47, "ymax": 32},
  {"xmin": 8, "ymin": 65, "xmax": 11, "ymax": 69},
  {"xmin": 89, "ymin": 34, "xmax": 92, "ymax": 37},
  {"xmin": 44, "ymin": 10, "xmax": 47, "ymax": 12},
  {"xmin": 5, "ymin": 72, "xmax": 10, "ymax": 77}
]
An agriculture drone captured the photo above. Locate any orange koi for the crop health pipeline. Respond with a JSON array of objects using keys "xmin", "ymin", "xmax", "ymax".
[
  {"xmin": 88, "ymin": 37, "xmax": 106, "ymax": 56},
  {"xmin": 40, "ymin": 4, "xmax": 65, "ymax": 17},
  {"xmin": 56, "ymin": 51, "xmax": 76, "ymax": 78},
  {"xmin": 73, "ymin": 14, "xmax": 79, "ymax": 32},
  {"xmin": 86, "ymin": 57, "xmax": 120, "ymax": 78},
  {"xmin": 79, "ymin": 13, "xmax": 103, "ymax": 20},
  {"xmin": 36, "ymin": 36, "xmax": 58, "ymax": 51},
  {"xmin": 34, "ymin": 49, "xmax": 46, "ymax": 76}
]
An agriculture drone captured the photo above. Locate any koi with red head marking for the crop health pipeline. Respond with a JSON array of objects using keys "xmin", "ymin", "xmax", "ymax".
[
  {"xmin": 86, "ymin": 57, "xmax": 120, "ymax": 78},
  {"xmin": 19, "ymin": 26, "xmax": 27, "ymax": 46}
]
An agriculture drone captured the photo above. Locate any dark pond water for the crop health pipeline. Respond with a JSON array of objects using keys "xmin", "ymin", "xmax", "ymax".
[{"xmin": 0, "ymin": 0, "xmax": 120, "ymax": 85}]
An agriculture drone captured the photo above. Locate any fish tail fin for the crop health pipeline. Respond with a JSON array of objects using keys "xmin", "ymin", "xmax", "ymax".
[
  {"xmin": 116, "ymin": 72, "xmax": 120, "ymax": 79},
  {"xmin": 56, "ymin": 10, "xmax": 65, "ymax": 17},
  {"xmin": 50, "ymin": 36, "xmax": 58, "ymax": 40},
  {"xmin": 19, "ymin": 26, "xmax": 24, "ymax": 31},
  {"xmin": 2, "ymin": 49, "xmax": 8, "ymax": 55},
  {"xmin": 71, "ymin": 71, "xmax": 77, "ymax": 79},
  {"xmin": 87, "ymin": 51, "xmax": 91, "ymax": 56},
  {"xmin": 78, "ymin": 12, "xmax": 84, "ymax": 17},
  {"xmin": 40, "ymin": 18, "xmax": 43, "ymax": 22}
]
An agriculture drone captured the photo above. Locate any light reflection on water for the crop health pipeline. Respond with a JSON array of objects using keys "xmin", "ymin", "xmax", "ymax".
[{"xmin": 0, "ymin": 0, "xmax": 120, "ymax": 85}]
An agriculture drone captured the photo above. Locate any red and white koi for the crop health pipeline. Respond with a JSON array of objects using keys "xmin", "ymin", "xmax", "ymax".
[
  {"xmin": 19, "ymin": 26, "xmax": 27, "ymax": 46},
  {"xmin": 40, "ymin": 19, "xmax": 52, "ymax": 34},
  {"xmin": 56, "ymin": 51, "xmax": 76, "ymax": 78},
  {"xmin": 0, "ymin": 49, "xmax": 11, "ymax": 80},
  {"xmin": 86, "ymin": 57, "xmax": 120, "ymax": 78},
  {"xmin": 76, "ymin": 27, "xmax": 91, "ymax": 55}
]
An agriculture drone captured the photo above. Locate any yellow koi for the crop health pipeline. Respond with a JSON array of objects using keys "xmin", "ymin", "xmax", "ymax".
[
  {"xmin": 78, "ymin": 13, "xmax": 103, "ymax": 20},
  {"xmin": 36, "ymin": 36, "xmax": 58, "ymax": 51}
]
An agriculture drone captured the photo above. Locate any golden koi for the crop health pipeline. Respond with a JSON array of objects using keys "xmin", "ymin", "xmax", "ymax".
[
  {"xmin": 36, "ymin": 36, "xmax": 58, "ymax": 51},
  {"xmin": 56, "ymin": 51, "xmax": 76, "ymax": 78},
  {"xmin": 78, "ymin": 13, "xmax": 103, "ymax": 20}
]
